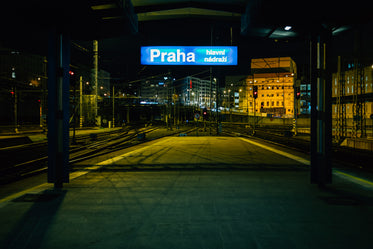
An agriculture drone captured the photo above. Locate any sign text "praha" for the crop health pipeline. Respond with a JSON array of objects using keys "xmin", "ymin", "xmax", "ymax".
[{"xmin": 141, "ymin": 46, "xmax": 238, "ymax": 66}]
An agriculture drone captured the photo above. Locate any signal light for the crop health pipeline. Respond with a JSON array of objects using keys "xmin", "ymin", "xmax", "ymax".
[
  {"xmin": 69, "ymin": 71, "xmax": 74, "ymax": 76},
  {"xmin": 295, "ymin": 87, "xmax": 300, "ymax": 99},
  {"xmin": 202, "ymin": 108, "xmax": 208, "ymax": 120},
  {"xmin": 253, "ymin": 86, "xmax": 258, "ymax": 99}
]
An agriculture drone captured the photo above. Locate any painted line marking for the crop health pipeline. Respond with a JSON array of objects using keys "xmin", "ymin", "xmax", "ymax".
[
  {"xmin": 0, "ymin": 183, "xmax": 50, "ymax": 207},
  {"xmin": 239, "ymin": 137, "xmax": 310, "ymax": 165},
  {"xmin": 239, "ymin": 137, "xmax": 373, "ymax": 189},
  {"xmin": 333, "ymin": 170, "xmax": 373, "ymax": 189}
]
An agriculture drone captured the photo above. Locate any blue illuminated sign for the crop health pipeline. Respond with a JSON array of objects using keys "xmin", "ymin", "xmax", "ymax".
[{"xmin": 141, "ymin": 46, "xmax": 237, "ymax": 66}]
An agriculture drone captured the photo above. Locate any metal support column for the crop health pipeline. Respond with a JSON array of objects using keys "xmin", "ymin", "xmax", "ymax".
[
  {"xmin": 310, "ymin": 32, "xmax": 332, "ymax": 186},
  {"xmin": 47, "ymin": 30, "xmax": 70, "ymax": 188}
]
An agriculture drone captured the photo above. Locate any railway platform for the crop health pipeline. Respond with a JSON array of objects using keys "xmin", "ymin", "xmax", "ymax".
[{"xmin": 1, "ymin": 136, "xmax": 373, "ymax": 249}]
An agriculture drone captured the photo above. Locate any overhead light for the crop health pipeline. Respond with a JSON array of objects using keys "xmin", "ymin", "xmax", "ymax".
[
  {"xmin": 284, "ymin": 26, "xmax": 292, "ymax": 31},
  {"xmin": 91, "ymin": 3, "xmax": 117, "ymax": 11}
]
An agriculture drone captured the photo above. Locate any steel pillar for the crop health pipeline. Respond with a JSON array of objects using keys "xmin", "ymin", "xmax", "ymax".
[
  {"xmin": 47, "ymin": 30, "xmax": 70, "ymax": 188},
  {"xmin": 310, "ymin": 32, "xmax": 332, "ymax": 186}
]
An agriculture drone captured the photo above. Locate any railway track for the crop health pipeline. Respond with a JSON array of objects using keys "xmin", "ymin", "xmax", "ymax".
[
  {"xmin": 2, "ymin": 122, "xmax": 371, "ymax": 184},
  {"xmin": 223, "ymin": 125, "xmax": 373, "ymax": 172},
  {"xmin": 0, "ymin": 125, "xmax": 196, "ymax": 184}
]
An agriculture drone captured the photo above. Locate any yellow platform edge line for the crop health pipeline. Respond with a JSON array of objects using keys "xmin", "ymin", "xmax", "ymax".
[
  {"xmin": 333, "ymin": 170, "xmax": 373, "ymax": 188},
  {"xmin": 239, "ymin": 137, "xmax": 310, "ymax": 166}
]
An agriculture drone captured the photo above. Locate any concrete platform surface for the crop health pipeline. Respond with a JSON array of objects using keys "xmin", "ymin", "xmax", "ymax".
[
  {"xmin": 1, "ymin": 137, "xmax": 373, "ymax": 249},
  {"xmin": 1, "ymin": 170, "xmax": 373, "ymax": 249}
]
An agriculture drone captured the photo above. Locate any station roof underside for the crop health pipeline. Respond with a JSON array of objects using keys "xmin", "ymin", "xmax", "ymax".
[{"xmin": 1, "ymin": 0, "xmax": 371, "ymax": 41}]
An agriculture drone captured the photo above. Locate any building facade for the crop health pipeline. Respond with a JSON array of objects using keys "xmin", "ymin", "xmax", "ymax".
[
  {"xmin": 180, "ymin": 76, "xmax": 216, "ymax": 108},
  {"xmin": 232, "ymin": 57, "xmax": 298, "ymax": 118},
  {"xmin": 332, "ymin": 65, "xmax": 373, "ymax": 119},
  {"xmin": 140, "ymin": 77, "xmax": 169, "ymax": 104}
]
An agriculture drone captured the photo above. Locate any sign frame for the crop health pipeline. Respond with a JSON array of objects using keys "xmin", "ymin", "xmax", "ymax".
[{"xmin": 141, "ymin": 46, "xmax": 238, "ymax": 66}]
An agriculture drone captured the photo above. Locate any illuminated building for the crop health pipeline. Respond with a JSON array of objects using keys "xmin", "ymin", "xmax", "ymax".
[
  {"xmin": 140, "ymin": 77, "xmax": 168, "ymax": 104},
  {"xmin": 181, "ymin": 76, "xmax": 216, "ymax": 108},
  {"xmin": 332, "ymin": 64, "xmax": 373, "ymax": 139},
  {"xmin": 237, "ymin": 57, "xmax": 298, "ymax": 118},
  {"xmin": 332, "ymin": 65, "xmax": 373, "ymax": 119}
]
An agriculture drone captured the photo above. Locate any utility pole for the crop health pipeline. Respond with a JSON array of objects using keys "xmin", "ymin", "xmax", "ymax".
[
  {"xmin": 79, "ymin": 75, "xmax": 83, "ymax": 128},
  {"xmin": 112, "ymin": 85, "xmax": 115, "ymax": 128},
  {"xmin": 209, "ymin": 71, "xmax": 212, "ymax": 134},
  {"xmin": 72, "ymin": 77, "xmax": 77, "ymax": 145},
  {"xmin": 93, "ymin": 40, "xmax": 99, "ymax": 126},
  {"xmin": 253, "ymin": 96, "xmax": 256, "ymax": 133},
  {"xmin": 293, "ymin": 82, "xmax": 298, "ymax": 136},
  {"xmin": 13, "ymin": 87, "xmax": 18, "ymax": 133},
  {"xmin": 216, "ymin": 78, "xmax": 220, "ymax": 135}
]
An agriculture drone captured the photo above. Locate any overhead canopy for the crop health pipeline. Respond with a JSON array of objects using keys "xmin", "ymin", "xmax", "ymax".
[
  {"xmin": 1, "ymin": 0, "xmax": 371, "ymax": 44},
  {"xmin": 132, "ymin": 0, "xmax": 371, "ymax": 39},
  {"xmin": 1, "ymin": 0, "xmax": 138, "ymax": 41},
  {"xmin": 133, "ymin": 0, "xmax": 243, "ymax": 21}
]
